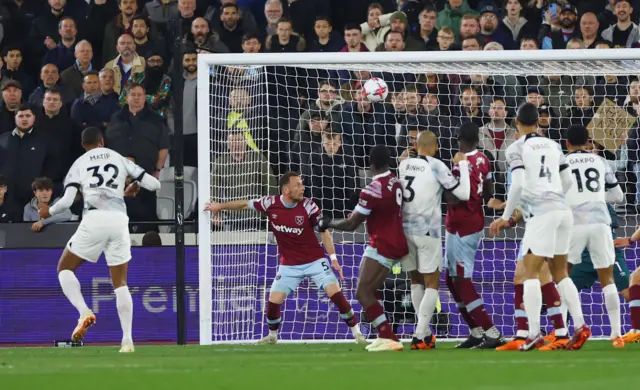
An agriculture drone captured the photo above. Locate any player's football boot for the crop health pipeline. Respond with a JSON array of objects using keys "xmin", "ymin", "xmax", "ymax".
[
  {"xmin": 410, "ymin": 335, "xmax": 436, "ymax": 350},
  {"xmin": 365, "ymin": 338, "xmax": 403, "ymax": 352},
  {"xmin": 471, "ymin": 335, "xmax": 506, "ymax": 349},
  {"xmin": 256, "ymin": 334, "xmax": 278, "ymax": 345},
  {"xmin": 119, "ymin": 342, "xmax": 135, "ymax": 353},
  {"xmin": 538, "ymin": 336, "xmax": 569, "ymax": 351},
  {"xmin": 455, "ymin": 335, "xmax": 484, "ymax": 349},
  {"xmin": 495, "ymin": 337, "xmax": 526, "ymax": 351},
  {"xmin": 71, "ymin": 310, "xmax": 96, "ymax": 342},
  {"xmin": 565, "ymin": 324, "xmax": 591, "ymax": 350},
  {"xmin": 519, "ymin": 333, "xmax": 544, "ymax": 351},
  {"xmin": 610, "ymin": 336, "xmax": 625, "ymax": 348},
  {"xmin": 622, "ymin": 330, "xmax": 640, "ymax": 344},
  {"xmin": 543, "ymin": 331, "xmax": 556, "ymax": 344}
]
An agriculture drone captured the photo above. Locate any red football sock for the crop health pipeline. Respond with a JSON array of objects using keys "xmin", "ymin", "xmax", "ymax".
[
  {"xmin": 330, "ymin": 291, "xmax": 358, "ymax": 327},
  {"xmin": 365, "ymin": 303, "xmax": 398, "ymax": 341},
  {"xmin": 514, "ymin": 284, "xmax": 528, "ymax": 333},
  {"xmin": 266, "ymin": 301, "xmax": 282, "ymax": 331},
  {"xmin": 541, "ymin": 282, "xmax": 566, "ymax": 331},
  {"xmin": 630, "ymin": 284, "xmax": 640, "ymax": 330},
  {"xmin": 445, "ymin": 274, "xmax": 478, "ymax": 329},
  {"xmin": 454, "ymin": 277, "xmax": 494, "ymax": 331}
]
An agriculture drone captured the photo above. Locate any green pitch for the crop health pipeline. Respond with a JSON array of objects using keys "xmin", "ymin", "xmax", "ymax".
[{"xmin": 0, "ymin": 342, "xmax": 638, "ymax": 390}]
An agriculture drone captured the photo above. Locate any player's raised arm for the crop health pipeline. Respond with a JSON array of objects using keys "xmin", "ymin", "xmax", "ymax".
[
  {"xmin": 320, "ymin": 211, "xmax": 366, "ymax": 232},
  {"xmin": 204, "ymin": 199, "xmax": 252, "ymax": 215}
]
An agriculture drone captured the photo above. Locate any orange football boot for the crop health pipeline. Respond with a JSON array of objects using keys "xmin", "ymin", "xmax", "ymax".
[
  {"xmin": 496, "ymin": 338, "xmax": 525, "ymax": 351},
  {"xmin": 539, "ymin": 336, "xmax": 569, "ymax": 351},
  {"xmin": 410, "ymin": 335, "xmax": 436, "ymax": 350},
  {"xmin": 565, "ymin": 324, "xmax": 592, "ymax": 350}
]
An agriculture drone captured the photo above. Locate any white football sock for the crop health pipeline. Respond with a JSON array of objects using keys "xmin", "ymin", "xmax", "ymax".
[
  {"xmin": 523, "ymin": 279, "xmax": 542, "ymax": 338},
  {"xmin": 415, "ymin": 288, "xmax": 438, "ymax": 339},
  {"xmin": 556, "ymin": 278, "xmax": 585, "ymax": 329},
  {"xmin": 602, "ymin": 284, "xmax": 621, "ymax": 339},
  {"xmin": 410, "ymin": 284, "xmax": 425, "ymax": 315},
  {"xmin": 560, "ymin": 303, "xmax": 569, "ymax": 329},
  {"xmin": 485, "ymin": 326, "xmax": 501, "ymax": 339},
  {"xmin": 350, "ymin": 324, "xmax": 362, "ymax": 336},
  {"xmin": 269, "ymin": 330, "xmax": 278, "ymax": 338},
  {"xmin": 114, "ymin": 286, "xmax": 133, "ymax": 343},
  {"xmin": 58, "ymin": 270, "xmax": 90, "ymax": 316},
  {"xmin": 470, "ymin": 327, "xmax": 484, "ymax": 338}
]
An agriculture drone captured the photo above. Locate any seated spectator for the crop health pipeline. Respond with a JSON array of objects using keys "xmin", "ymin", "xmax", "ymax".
[
  {"xmin": 478, "ymin": 4, "xmax": 515, "ymax": 49},
  {"xmin": 413, "ymin": 5, "xmax": 439, "ymax": 50},
  {"xmin": 42, "ymin": 16, "xmax": 78, "ymax": 72},
  {"xmin": 542, "ymin": 4, "xmax": 579, "ymax": 49},
  {"xmin": 601, "ymin": 0, "xmax": 639, "ymax": 48},
  {"xmin": 458, "ymin": 14, "xmax": 480, "ymax": 41},
  {"xmin": 60, "ymin": 40, "xmax": 95, "ymax": 99},
  {"xmin": 500, "ymin": 0, "xmax": 538, "ymax": 46},
  {"xmin": 458, "ymin": 85, "xmax": 489, "ymax": 127},
  {"xmin": 360, "ymin": 3, "xmax": 389, "ymax": 51},
  {"xmin": 266, "ymin": 17, "xmax": 305, "ymax": 52},
  {"xmin": 379, "ymin": 30, "xmax": 406, "ymax": 52},
  {"xmin": 579, "ymin": 12, "xmax": 600, "ymax": 48},
  {"xmin": 302, "ymin": 131, "xmax": 357, "ymax": 218},
  {"xmin": 99, "ymin": 67, "xmax": 118, "ymax": 99},
  {"xmin": 341, "ymin": 23, "xmax": 368, "ymax": 53},
  {"xmin": 1, "ymin": 46, "xmax": 35, "ymax": 97},
  {"xmin": 215, "ymin": 3, "xmax": 247, "ymax": 53},
  {"xmin": 103, "ymin": 0, "xmax": 138, "ymax": 64},
  {"xmin": 519, "ymin": 35, "xmax": 539, "ymax": 50},
  {"xmin": 461, "ymin": 35, "xmax": 483, "ymax": 50},
  {"xmin": 437, "ymin": 0, "xmax": 478, "ymax": 40},
  {"xmin": 28, "ymin": 63, "xmax": 75, "ymax": 109},
  {"xmin": 0, "ymin": 80, "xmax": 23, "ymax": 135},
  {"xmin": 0, "ymin": 174, "xmax": 21, "ymax": 223},
  {"xmin": 241, "ymin": 32, "xmax": 262, "ymax": 53},
  {"xmin": 291, "ymin": 109, "xmax": 329, "ymax": 169},
  {"xmin": 132, "ymin": 15, "xmax": 166, "ymax": 60},
  {"xmin": 104, "ymin": 34, "xmax": 146, "ymax": 98},
  {"xmin": 436, "ymin": 26, "xmax": 457, "ymax": 50},
  {"xmin": 188, "ymin": 17, "xmax": 229, "ymax": 53},
  {"xmin": 307, "ymin": 16, "xmax": 344, "ymax": 52},
  {"xmin": 262, "ymin": 0, "xmax": 283, "ymax": 39},
  {"xmin": 377, "ymin": 11, "xmax": 423, "ymax": 51},
  {"xmin": 143, "ymin": 52, "xmax": 171, "ymax": 117},
  {"xmin": 479, "ymin": 97, "xmax": 516, "ymax": 197},
  {"xmin": 143, "ymin": 0, "xmax": 179, "ymax": 24},
  {"xmin": 71, "ymin": 71, "xmax": 120, "ymax": 131},
  {"xmin": 23, "ymin": 177, "xmax": 72, "ymax": 231}
]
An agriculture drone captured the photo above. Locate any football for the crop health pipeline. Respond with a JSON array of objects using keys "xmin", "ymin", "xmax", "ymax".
[{"xmin": 362, "ymin": 77, "xmax": 389, "ymax": 103}]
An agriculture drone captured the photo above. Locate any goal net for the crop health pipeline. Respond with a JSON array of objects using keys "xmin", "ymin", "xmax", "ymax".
[{"xmin": 197, "ymin": 50, "xmax": 640, "ymax": 344}]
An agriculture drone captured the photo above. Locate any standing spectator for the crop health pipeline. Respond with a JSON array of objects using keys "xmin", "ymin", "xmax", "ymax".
[
  {"xmin": 28, "ymin": 64, "xmax": 75, "ymax": 109},
  {"xmin": 594, "ymin": 73, "xmax": 628, "ymax": 107},
  {"xmin": 459, "ymin": 14, "xmax": 480, "ymax": 40},
  {"xmin": 436, "ymin": 0, "xmax": 478, "ymax": 39},
  {"xmin": 340, "ymin": 23, "xmax": 368, "ymax": 52},
  {"xmin": 28, "ymin": 0, "xmax": 69, "ymax": 71},
  {"xmin": 565, "ymin": 87, "xmax": 596, "ymax": 129},
  {"xmin": 579, "ymin": 12, "xmax": 601, "ymax": 48},
  {"xmin": 226, "ymin": 87, "xmax": 261, "ymax": 152},
  {"xmin": 103, "ymin": 0, "xmax": 138, "ymax": 64},
  {"xmin": 71, "ymin": 71, "xmax": 120, "ymax": 131},
  {"xmin": 205, "ymin": 0, "xmax": 258, "ymax": 35},
  {"xmin": 478, "ymin": 4, "xmax": 515, "ymax": 49},
  {"xmin": 479, "ymin": 97, "xmax": 516, "ymax": 198},
  {"xmin": 398, "ymin": 127, "xmax": 420, "ymax": 163},
  {"xmin": 296, "ymin": 80, "xmax": 345, "ymax": 145},
  {"xmin": 60, "ymin": 40, "xmax": 95, "ymax": 99},
  {"xmin": 104, "ymin": 34, "xmax": 146, "ymax": 97},
  {"xmin": 85, "ymin": 0, "xmax": 120, "ymax": 69},
  {"xmin": 105, "ymin": 83, "xmax": 170, "ymax": 223},
  {"xmin": 0, "ymin": 80, "xmax": 22, "ymax": 135},
  {"xmin": 132, "ymin": 15, "xmax": 165, "ymax": 59},
  {"xmin": 181, "ymin": 49, "xmax": 198, "ymax": 167},
  {"xmin": 2, "ymin": 104, "xmax": 59, "ymax": 207},
  {"xmin": 542, "ymin": 4, "xmax": 579, "ymax": 49},
  {"xmin": 540, "ymin": 77, "xmax": 571, "ymax": 119},
  {"xmin": 307, "ymin": 16, "xmax": 344, "ymax": 52},
  {"xmin": 624, "ymin": 78, "xmax": 640, "ymax": 117},
  {"xmin": 144, "ymin": 0, "xmax": 179, "ymax": 24},
  {"xmin": 384, "ymin": 11, "xmax": 424, "ymax": 51},
  {"xmin": 290, "ymin": 109, "xmax": 329, "ymax": 170},
  {"xmin": 0, "ymin": 175, "xmax": 21, "ymax": 223},
  {"xmin": 144, "ymin": 52, "xmax": 172, "ymax": 118},
  {"xmin": 266, "ymin": 17, "xmax": 305, "ymax": 52},
  {"xmin": 99, "ymin": 68, "xmax": 118, "ymax": 99},
  {"xmin": 536, "ymin": 104, "xmax": 563, "ymax": 145},
  {"xmin": 437, "ymin": 26, "xmax": 457, "ymax": 50},
  {"xmin": 601, "ymin": 0, "xmax": 639, "ymax": 48},
  {"xmin": 413, "ymin": 5, "xmax": 439, "ymax": 50},
  {"xmin": 627, "ymin": 119, "xmax": 640, "ymax": 205},
  {"xmin": 458, "ymin": 85, "xmax": 488, "ymax": 127},
  {"xmin": 42, "ymin": 16, "xmax": 78, "ymax": 72},
  {"xmin": 23, "ymin": 177, "xmax": 72, "ymax": 230},
  {"xmin": 215, "ymin": 3, "xmax": 247, "ymax": 53},
  {"xmin": 2, "ymin": 46, "xmax": 35, "ymax": 97},
  {"xmin": 263, "ymin": 0, "xmax": 283, "ymax": 39},
  {"xmin": 500, "ymin": 0, "xmax": 537, "ymax": 45},
  {"xmin": 188, "ymin": 17, "xmax": 229, "ymax": 53}
]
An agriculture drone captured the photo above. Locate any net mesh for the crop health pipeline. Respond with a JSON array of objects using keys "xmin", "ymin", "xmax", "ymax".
[{"xmin": 205, "ymin": 57, "xmax": 640, "ymax": 342}]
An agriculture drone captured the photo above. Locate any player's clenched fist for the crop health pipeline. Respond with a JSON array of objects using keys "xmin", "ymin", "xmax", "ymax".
[
  {"xmin": 38, "ymin": 204, "xmax": 51, "ymax": 219},
  {"xmin": 452, "ymin": 152, "xmax": 468, "ymax": 164}
]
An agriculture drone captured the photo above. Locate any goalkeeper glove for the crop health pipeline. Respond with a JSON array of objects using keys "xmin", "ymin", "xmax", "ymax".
[{"xmin": 317, "ymin": 217, "xmax": 331, "ymax": 232}]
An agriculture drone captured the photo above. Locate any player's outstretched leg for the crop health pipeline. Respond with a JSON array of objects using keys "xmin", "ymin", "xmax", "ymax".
[
  {"xmin": 623, "ymin": 268, "xmax": 640, "ymax": 343},
  {"xmin": 109, "ymin": 262, "xmax": 134, "ymax": 353},
  {"xmin": 324, "ymin": 284, "xmax": 366, "ymax": 344},
  {"xmin": 445, "ymin": 272, "xmax": 483, "ymax": 348},
  {"xmin": 410, "ymin": 271, "xmax": 438, "ymax": 350},
  {"xmin": 356, "ymin": 257, "xmax": 402, "ymax": 352},
  {"xmin": 57, "ymin": 249, "xmax": 95, "ymax": 343}
]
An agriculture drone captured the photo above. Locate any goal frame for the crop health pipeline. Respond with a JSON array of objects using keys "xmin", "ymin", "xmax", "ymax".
[{"xmin": 197, "ymin": 48, "xmax": 640, "ymax": 345}]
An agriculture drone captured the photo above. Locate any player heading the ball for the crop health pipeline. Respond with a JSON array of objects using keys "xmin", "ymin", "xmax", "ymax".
[
  {"xmin": 204, "ymin": 172, "xmax": 365, "ymax": 344},
  {"xmin": 38, "ymin": 127, "xmax": 161, "ymax": 353},
  {"xmin": 319, "ymin": 145, "xmax": 408, "ymax": 352}
]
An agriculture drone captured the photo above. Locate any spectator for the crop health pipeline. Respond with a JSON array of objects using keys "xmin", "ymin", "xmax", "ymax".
[
  {"xmin": 360, "ymin": 3, "xmax": 388, "ymax": 51},
  {"xmin": 594, "ymin": 73, "xmax": 628, "ymax": 107},
  {"xmin": 2, "ymin": 0, "xmax": 40, "ymax": 50},
  {"xmin": 28, "ymin": 0, "xmax": 70, "ymax": 70},
  {"xmin": 263, "ymin": 0, "xmax": 283, "ymax": 38},
  {"xmin": 0, "ymin": 175, "xmax": 21, "ymax": 223},
  {"xmin": 626, "ymin": 120, "xmax": 640, "ymax": 205},
  {"xmin": 36, "ymin": 88, "xmax": 81, "ymax": 177},
  {"xmin": 436, "ymin": 0, "xmax": 478, "ymax": 39},
  {"xmin": 226, "ymin": 87, "xmax": 261, "ymax": 153},
  {"xmin": 141, "ymin": 230, "xmax": 163, "ymax": 246},
  {"xmin": 340, "ymin": 69, "xmax": 371, "ymax": 102},
  {"xmin": 291, "ymin": 109, "xmax": 329, "ymax": 170},
  {"xmin": 281, "ymin": 0, "xmax": 330, "ymax": 43},
  {"xmin": 85, "ymin": 0, "xmax": 119, "ymax": 69},
  {"xmin": 459, "ymin": 85, "xmax": 488, "ymax": 127},
  {"xmin": 99, "ymin": 68, "xmax": 118, "ymax": 99},
  {"xmin": 341, "ymin": 23, "xmax": 368, "ymax": 52},
  {"xmin": 519, "ymin": 35, "xmax": 539, "ymax": 50},
  {"xmin": 42, "ymin": 16, "xmax": 77, "ymax": 72},
  {"xmin": 308, "ymin": 16, "xmax": 344, "ymax": 52},
  {"xmin": 385, "ymin": 11, "xmax": 424, "ymax": 51},
  {"xmin": 60, "ymin": 40, "xmax": 95, "ymax": 98},
  {"xmin": 23, "ymin": 177, "xmax": 72, "ymax": 230},
  {"xmin": 132, "ymin": 15, "xmax": 165, "ymax": 59},
  {"xmin": 105, "ymin": 83, "xmax": 169, "ymax": 224},
  {"xmin": 500, "ymin": 0, "xmax": 537, "ymax": 45},
  {"xmin": 160, "ymin": 0, "xmax": 198, "ymax": 56},
  {"xmin": 215, "ymin": 3, "xmax": 247, "ymax": 53},
  {"xmin": 143, "ymin": 52, "xmax": 171, "ymax": 118},
  {"xmin": 1, "ymin": 46, "xmax": 35, "ymax": 97},
  {"xmin": 459, "ymin": 14, "xmax": 480, "ymax": 40},
  {"xmin": 565, "ymin": 86, "xmax": 596, "ymax": 129},
  {"xmin": 181, "ymin": 49, "xmax": 198, "ymax": 167},
  {"xmin": 144, "ymin": 0, "xmax": 179, "ymax": 24},
  {"xmin": 398, "ymin": 127, "xmax": 420, "ymax": 163},
  {"xmin": 103, "ymin": 0, "xmax": 138, "ymax": 64},
  {"xmin": 540, "ymin": 77, "xmax": 571, "ymax": 119},
  {"xmin": 479, "ymin": 97, "xmax": 516, "ymax": 197},
  {"xmin": 380, "ymin": 30, "xmax": 406, "ymax": 51},
  {"xmin": 28, "ymin": 63, "xmax": 75, "ymax": 109},
  {"xmin": 0, "ymin": 80, "xmax": 22, "ymax": 135},
  {"xmin": 579, "ymin": 12, "xmax": 601, "ymax": 48},
  {"xmin": 205, "ymin": 0, "xmax": 258, "ymax": 36},
  {"xmin": 188, "ymin": 17, "xmax": 229, "ymax": 53},
  {"xmin": 566, "ymin": 38, "xmax": 585, "ymax": 49},
  {"xmin": 104, "ymin": 34, "xmax": 146, "ymax": 97},
  {"xmin": 71, "ymin": 71, "xmax": 120, "ymax": 131},
  {"xmin": 536, "ymin": 104, "xmax": 563, "ymax": 146},
  {"xmin": 266, "ymin": 17, "xmax": 305, "ymax": 52},
  {"xmin": 542, "ymin": 4, "xmax": 579, "ymax": 49},
  {"xmin": 484, "ymin": 41, "xmax": 504, "ymax": 50},
  {"xmin": 478, "ymin": 4, "xmax": 514, "ymax": 49},
  {"xmin": 211, "ymin": 131, "xmax": 276, "ymax": 230},
  {"xmin": 413, "ymin": 5, "xmax": 439, "ymax": 50},
  {"xmin": 461, "ymin": 35, "xmax": 482, "ymax": 50},
  {"xmin": 241, "ymin": 32, "xmax": 262, "ymax": 53},
  {"xmin": 624, "ymin": 78, "xmax": 640, "ymax": 117},
  {"xmin": 303, "ymin": 131, "xmax": 357, "ymax": 218},
  {"xmin": 2, "ymin": 104, "xmax": 59, "ymax": 207},
  {"xmin": 437, "ymin": 26, "xmax": 457, "ymax": 50},
  {"xmin": 296, "ymin": 80, "xmax": 344, "ymax": 143},
  {"xmin": 602, "ymin": 0, "xmax": 639, "ymax": 48}
]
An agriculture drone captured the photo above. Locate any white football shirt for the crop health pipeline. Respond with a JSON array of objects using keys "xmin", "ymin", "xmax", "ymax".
[
  {"xmin": 398, "ymin": 156, "xmax": 459, "ymax": 237},
  {"xmin": 505, "ymin": 133, "xmax": 569, "ymax": 220},
  {"xmin": 565, "ymin": 151, "xmax": 618, "ymax": 225},
  {"xmin": 64, "ymin": 147, "xmax": 146, "ymax": 214}
]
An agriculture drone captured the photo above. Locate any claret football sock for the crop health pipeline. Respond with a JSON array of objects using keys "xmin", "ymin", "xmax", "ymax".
[{"xmin": 541, "ymin": 282, "xmax": 567, "ymax": 337}]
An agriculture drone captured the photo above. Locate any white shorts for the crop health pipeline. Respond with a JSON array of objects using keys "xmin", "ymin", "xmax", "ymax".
[
  {"xmin": 400, "ymin": 235, "xmax": 442, "ymax": 274},
  {"xmin": 569, "ymin": 223, "xmax": 615, "ymax": 269},
  {"xmin": 520, "ymin": 209, "xmax": 573, "ymax": 259},
  {"xmin": 67, "ymin": 210, "xmax": 131, "ymax": 266}
]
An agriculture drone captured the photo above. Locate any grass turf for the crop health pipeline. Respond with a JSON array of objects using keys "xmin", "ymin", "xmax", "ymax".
[{"xmin": 0, "ymin": 341, "xmax": 638, "ymax": 389}]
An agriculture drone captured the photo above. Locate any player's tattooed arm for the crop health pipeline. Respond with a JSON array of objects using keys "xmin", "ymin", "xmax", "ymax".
[{"xmin": 319, "ymin": 211, "xmax": 366, "ymax": 232}]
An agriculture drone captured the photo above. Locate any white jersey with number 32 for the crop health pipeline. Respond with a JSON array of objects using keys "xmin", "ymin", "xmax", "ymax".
[{"xmin": 64, "ymin": 147, "xmax": 146, "ymax": 214}]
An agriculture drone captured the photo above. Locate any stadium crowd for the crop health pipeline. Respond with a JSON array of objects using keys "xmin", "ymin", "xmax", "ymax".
[{"xmin": 1, "ymin": 0, "xmax": 640, "ymax": 230}]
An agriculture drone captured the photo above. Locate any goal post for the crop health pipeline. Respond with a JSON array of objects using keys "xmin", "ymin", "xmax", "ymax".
[{"xmin": 197, "ymin": 49, "xmax": 640, "ymax": 345}]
